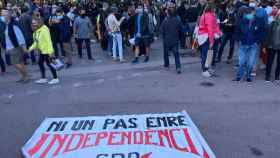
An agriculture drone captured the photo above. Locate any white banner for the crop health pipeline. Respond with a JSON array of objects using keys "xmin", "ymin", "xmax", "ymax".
[{"xmin": 22, "ymin": 111, "xmax": 216, "ymax": 158}]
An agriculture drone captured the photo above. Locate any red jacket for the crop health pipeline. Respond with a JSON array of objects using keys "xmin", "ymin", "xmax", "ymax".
[{"xmin": 198, "ymin": 12, "xmax": 222, "ymax": 45}]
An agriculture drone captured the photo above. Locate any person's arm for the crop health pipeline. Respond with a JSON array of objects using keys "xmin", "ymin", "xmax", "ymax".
[{"xmin": 14, "ymin": 26, "xmax": 26, "ymax": 48}]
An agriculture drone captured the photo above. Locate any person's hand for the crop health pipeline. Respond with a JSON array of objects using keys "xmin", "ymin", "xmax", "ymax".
[{"xmin": 262, "ymin": 48, "xmax": 267, "ymax": 53}]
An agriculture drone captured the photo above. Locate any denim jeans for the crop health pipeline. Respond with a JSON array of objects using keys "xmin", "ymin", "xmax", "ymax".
[
  {"xmin": 237, "ymin": 44, "xmax": 258, "ymax": 80},
  {"xmin": 218, "ymin": 32, "xmax": 235, "ymax": 61},
  {"xmin": 108, "ymin": 33, "xmax": 113, "ymax": 55},
  {"xmin": 0, "ymin": 49, "xmax": 5, "ymax": 72},
  {"xmin": 112, "ymin": 32, "xmax": 123, "ymax": 61},
  {"xmin": 163, "ymin": 44, "xmax": 181, "ymax": 70},
  {"xmin": 199, "ymin": 39, "xmax": 219, "ymax": 71},
  {"xmin": 266, "ymin": 48, "xmax": 280, "ymax": 80}
]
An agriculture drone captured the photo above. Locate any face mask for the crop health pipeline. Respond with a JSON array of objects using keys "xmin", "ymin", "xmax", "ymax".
[
  {"xmin": 0, "ymin": 16, "xmax": 5, "ymax": 22},
  {"xmin": 245, "ymin": 13, "xmax": 254, "ymax": 20},
  {"xmin": 136, "ymin": 8, "xmax": 143, "ymax": 14}
]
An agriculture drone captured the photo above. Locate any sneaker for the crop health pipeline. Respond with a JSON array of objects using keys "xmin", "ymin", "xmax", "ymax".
[
  {"xmin": 176, "ymin": 68, "xmax": 182, "ymax": 74},
  {"xmin": 48, "ymin": 79, "xmax": 60, "ymax": 85},
  {"xmin": 35, "ymin": 78, "xmax": 48, "ymax": 84},
  {"xmin": 246, "ymin": 78, "xmax": 253, "ymax": 82},
  {"xmin": 132, "ymin": 57, "xmax": 139, "ymax": 64},
  {"xmin": 143, "ymin": 56, "xmax": 149, "ymax": 63},
  {"xmin": 232, "ymin": 78, "xmax": 241, "ymax": 82},
  {"xmin": 202, "ymin": 71, "xmax": 211, "ymax": 78}
]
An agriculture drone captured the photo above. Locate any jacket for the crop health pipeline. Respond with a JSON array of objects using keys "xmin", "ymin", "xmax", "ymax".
[
  {"xmin": 198, "ymin": 12, "xmax": 222, "ymax": 45},
  {"xmin": 161, "ymin": 15, "xmax": 182, "ymax": 46},
  {"xmin": 238, "ymin": 17, "xmax": 266, "ymax": 45},
  {"xmin": 28, "ymin": 25, "xmax": 54, "ymax": 55},
  {"xmin": 134, "ymin": 13, "xmax": 150, "ymax": 36},
  {"xmin": 265, "ymin": 19, "xmax": 280, "ymax": 49}
]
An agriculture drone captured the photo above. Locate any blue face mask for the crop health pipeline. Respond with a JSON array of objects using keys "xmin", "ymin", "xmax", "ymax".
[
  {"xmin": 0, "ymin": 16, "xmax": 5, "ymax": 22},
  {"xmin": 245, "ymin": 14, "xmax": 254, "ymax": 20}
]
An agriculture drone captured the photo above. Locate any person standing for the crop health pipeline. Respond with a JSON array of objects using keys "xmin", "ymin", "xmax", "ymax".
[
  {"xmin": 197, "ymin": 3, "xmax": 222, "ymax": 77},
  {"xmin": 73, "ymin": 8, "xmax": 93, "ymax": 60},
  {"xmin": 131, "ymin": 5, "xmax": 151, "ymax": 64},
  {"xmin": 19, "ymin": 6, "xmax": 36, "ymax": 65},
  {"xmin": 161, "ymin": 2, "xmax": 182, "ymax": 74},
  {"xmin": 107, "ymin": 7, "xmax": 126, "ymax": 62},
  {"xmin": 1, "ymin": 9, "xmax": 29, "ymax": 83},
  {"xmin": 233, "ymin": 7, "xmax": 265, "ymax": 82},
  {"xmin": 217, "ymin": 4, "xmax": 236, "ymax": 64},
  {"xmin": 28, "ymin": 17, "xmax": 59, "ymax": 85},
  {"xmin": 264, "ymin": 10, "xmax": 280, "ymax": 82},
  {"xmin": 56, "ymin": 9, "xmax": 72, "ymax": 68}
]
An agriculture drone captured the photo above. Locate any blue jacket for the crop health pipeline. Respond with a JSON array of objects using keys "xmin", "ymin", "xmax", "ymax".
[{"xmin": 238, "ymin": 17, "xmax": 267, "ymax": 45}]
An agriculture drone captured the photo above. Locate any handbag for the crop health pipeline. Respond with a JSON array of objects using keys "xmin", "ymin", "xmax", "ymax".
[{"xmin": 50, "ymin": 58, "xmax": 64, "ymax": 71}]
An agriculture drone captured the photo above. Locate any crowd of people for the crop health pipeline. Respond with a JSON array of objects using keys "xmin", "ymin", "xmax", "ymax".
[{"xmin": 0, "ymin": 0, "xmax": 279, "ymax": 85}]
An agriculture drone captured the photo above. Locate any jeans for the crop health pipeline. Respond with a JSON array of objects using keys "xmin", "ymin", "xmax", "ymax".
[
  {"xmin": 0, "ymin": 49, "xmax": 5, "ymax": 72},
  {"xmin": 76, "ymin": 38, "xmax": 92, "ymax": 59},
  {"xmin": 108, "ymin": 33, "xmax": 113, "ymax": 55},
  {"xmin": 199, "ymin": 39, "xmax": 219, "ymax": 71},
  {"xmin": 266, "ymin": 48, "xmax": 280, "ymax": 80},
  {"xmin": 112, "ymin": 32, "xmax": 123, "ymax": 61},
  {"xmin": 218, "ymin": 32, "xmax": 235, "ymax": 61},
  {"xmin": 237, "ymin": 44, "xmax": 258, "ymax": 80},
  {"xmin": 163, "ymin": 44, "xmax": 181, "ymax": 70}
]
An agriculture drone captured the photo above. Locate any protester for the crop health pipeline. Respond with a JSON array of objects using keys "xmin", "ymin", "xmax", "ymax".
[
  {"xmin": 197, "ymin": 3, "xmax": 222, "ymax": 77},
  {"xmin": 19, "ymin": 6, "xmax": 36, "ymax": 65},
  {"xmin": 107, "ymin": 6, "xmax": 126, "ymax": 62},
  {"xmin": 233, "ymin": 6, "xmax": 266, "ymax": 82},
  {"xmin": 217, "ymin": 3, "xmax": 236, "ymax": 64},
  {"xmin": 264, "ymin": 10, "xmax": 280, "ymax": 82},
  {"xmin": 1, "ymin": 9, "xmax": 29, "ymax": 83},
  {"xmin": 28, "ymin": 17, "xmax": 59, "ymax": 84},
  {"xmin": 132, "ymin": 5, "xmax": 151, "ymax": 64},
  {"xmin": 73, "ymin": 8, "xmax": 93, "ymax": 60},
  {"xmin": 56, "ymin": 8, "xmax": 73, "ymax": 68},
  {"xmin": 161, "ymin": 2, "xmax": 182, "ymax": 74}
]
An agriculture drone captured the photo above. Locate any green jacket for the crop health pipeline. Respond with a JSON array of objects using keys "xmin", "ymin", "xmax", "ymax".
[{"xmin": 28, "ymin": 25, "xmax": 54, "ymax": 55}]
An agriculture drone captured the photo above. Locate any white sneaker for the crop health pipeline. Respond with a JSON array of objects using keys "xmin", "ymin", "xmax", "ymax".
[
  {"xmin": 48, "ymin": 79, "xmax": 60, "ymax": 85},
  {"xmin": 35, "ymin": 78, "xmax": 48, "ymax": 84},
  {"xmin": 202, "ymin": 71, "xmax": 211, "ymax": 78}
]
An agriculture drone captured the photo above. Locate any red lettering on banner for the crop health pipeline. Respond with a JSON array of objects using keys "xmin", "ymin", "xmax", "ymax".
[
  {"xmin": 28, "ymin": 133, "xmax": 49, "ymax": 157},
  {"xmin": 183, "ymin": 128, "xmax": 199, "ymax": 155},
  {"xmin": 95, "ymin": 132, "xmax": 108, "ymax": 145},
  {"xmin": 63, "ymin": 134, "xmax": 85, "ymax": 153},
  {"xmin": 158, "ymin": 129, "xmax": 172, "ymax": 148},
  {"xmin": 141, "ymin": 152, "xmax": 152, "ymax": 158},
  {"xmin": 39, "ymin": 134, "xmax": 61, "ymax": 158},
  {"xmin": 121, "ymin": 131, "xmax": 132, "ymax": 144},
  {"xmin": 52, "ymin": 134, "xmax": 69, "ymax": 156},
  {"xmin": 144, "ymin": 130, "xmax": 158, "ymax": 146},
  {"xmin": 108, "ymin": 132, "xmax": 122, "ymax": 145},
  {"xmin": 81, "ymin": 133, "xmax": 97, "ymax": 149},
  {"xmin": 203, "ymin": 148, "xmax": 210, "ymax": 158},
  {"xmin": 169, "ymin": 129, "xmax": 189, "ymax": 152},
  {"xmin": 133, "ymin": 131, "xmax": 143, "ymax": 144}
]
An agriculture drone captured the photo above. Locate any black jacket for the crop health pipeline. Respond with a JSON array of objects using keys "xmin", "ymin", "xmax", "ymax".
[{"xmin": 161, "ymin": 15, "xmax": 182, "ymax": 46}]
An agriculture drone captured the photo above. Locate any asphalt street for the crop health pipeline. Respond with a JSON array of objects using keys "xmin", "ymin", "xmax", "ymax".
[{"xmin": 0, "ymin": 40, "xmax": 280, "ymax": 158}]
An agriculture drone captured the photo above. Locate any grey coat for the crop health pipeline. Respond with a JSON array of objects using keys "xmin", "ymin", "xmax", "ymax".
[{"xmin": 265, "ymin": 19, "xmax": 280, "ymax": 50}]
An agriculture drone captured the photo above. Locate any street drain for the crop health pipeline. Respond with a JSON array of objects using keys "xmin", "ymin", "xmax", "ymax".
[
  {"xmin": 249, "ymin": 146, "xmax": 263, "ymax": 156},
  {"xmin": 200, "ymin": 82, "xmax": 215, "ymax": 87}
]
